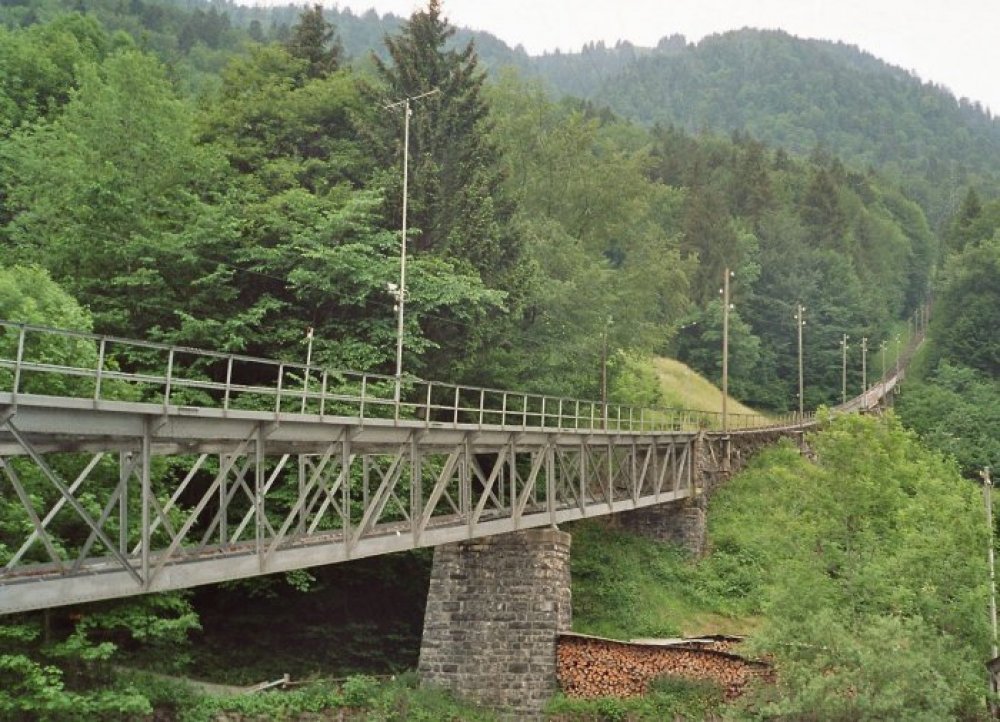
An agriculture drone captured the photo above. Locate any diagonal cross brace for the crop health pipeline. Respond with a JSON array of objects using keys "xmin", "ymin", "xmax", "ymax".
[
  {"xmin": 417, "ymin": 444, "xmax": 464, "ymax": 535},
  {"xmin": 351, "ymin": 445, "xmax": 407, "ymax": 550},
  {"xmin": 7, "ymin": 453, "xmax": 105, "ymax": 570},
  {"xmin": 3, "ymin": 421, "xmax": 143, "ymax": 587},
  {"xmin": 1, "ymin": 457, "xmax": 65, "ymax": 571}
]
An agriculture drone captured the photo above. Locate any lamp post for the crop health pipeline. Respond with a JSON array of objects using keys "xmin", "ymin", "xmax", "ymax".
[
  {"xmin": 880, "ymin": 340, "xmax": 887, "ymax": 404},
  {"xmin": 384, "ymin": 88, "xmax": 440, "ymax": 420},
  {"xmin": 301, "ymin": 326, "xmax": 314, "ymax": 414},
  {"xmin": 721, "ymin": 268, "xmax": 734, "ymax": 432},
  {"xmin": 794, "ymin": 304, "xmax": 805, "ymax": 419},
  {"xmin": 840, "ymin": 334, "xmax": 849, "ymax": 405},
  {"xmin": 600, "ymin": 315, "xmax": 612, "ymax": 427},
  {"xmin": 861, "ymin": 336, "xmax": 868, "ymax": 397}
]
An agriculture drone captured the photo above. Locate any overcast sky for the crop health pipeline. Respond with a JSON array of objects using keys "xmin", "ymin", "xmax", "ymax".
[{"xmin": 264, "ymin": 0, "xmax": 998, "ymax": 113}]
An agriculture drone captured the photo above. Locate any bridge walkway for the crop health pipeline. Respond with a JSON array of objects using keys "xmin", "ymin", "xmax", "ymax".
[{"xmin": 0, "ymin": 321, "xmax": 912, "ymax": 613}]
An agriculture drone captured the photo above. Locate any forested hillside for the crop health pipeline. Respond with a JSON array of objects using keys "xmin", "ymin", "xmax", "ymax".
[
  {"xmin": 896, "ymin": 191, "xmax": 1000, "ymax": 478},
  {"xmin": 7, "ymin": 0, "xmax": 998, "ymax": 231},
  {"xmin": 0, "ymin": 0, "xmax": 939, "ymax": 411},
  {"xmin": 593, "ymin": 29, "xmax": 1000, "ymax": 226}
]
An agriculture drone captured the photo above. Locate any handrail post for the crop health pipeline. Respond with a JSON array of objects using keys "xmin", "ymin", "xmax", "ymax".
[
  {"xmin": 94, "ymin": 337, "xmax": 107, "ymax": 402},
  {"xmin": 478, "ymin": 389, "xmax": 485, "ymax": 428},
  {"xmin": 501, "ymin": 392, "xmax": 508, "ymax": 427},
  {"xmin": 12, "ymin": 324, "xmax": 26, "ymax": 403},
  {"xmin": 164, "ymin": 349, "xmax": 175, "ymax": 412},
  {"xmin": 223, "ymin": 356, "xmax": 234, "ymax": 411},
  {"xmin": 453, "ymin": 386, "xmax": 460, "ymax": 427},
  {"xmin": 321, "ymin": 371, "xmax": 330, "ymax": 419},
  {"xmin": 522, "ymin": 394, "xmax": 527, "ymax": 430},
  {"xmin": 275, "ymin": 363, "xmax": 284, "ymax": 415},
  {"xmin": 426, "ymin": 382, "xmax": 434, "ymax": 428}
]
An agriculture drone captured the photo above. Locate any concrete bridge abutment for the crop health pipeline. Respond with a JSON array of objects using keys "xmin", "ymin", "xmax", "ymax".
[{"xmin": 418, "ymin": 528, "xmax": 572, "ymax": 719}]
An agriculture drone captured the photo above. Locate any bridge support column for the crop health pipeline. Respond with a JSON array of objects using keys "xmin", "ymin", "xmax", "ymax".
[
  {"xmin": 418, "ymin": 528, "xmax": 571, "ymax": 719},
  {"xmin": 616, "ymin": 499, "xmax": 707, "ymax": 556}
]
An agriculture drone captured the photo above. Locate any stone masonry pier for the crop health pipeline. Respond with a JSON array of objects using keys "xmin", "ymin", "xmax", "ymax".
[{"xmin": 418, "ymin": 528, "xmax": 572, "ymax": 719}]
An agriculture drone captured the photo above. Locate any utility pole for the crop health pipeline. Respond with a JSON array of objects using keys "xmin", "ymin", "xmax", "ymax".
[
  {"xmin": 983, "ymin": 467, "xmax": 998, "ymax": 660},
  {"xmin": 383, "ymin": 88, "xmax": 440, "ymax": 419},
  {"xmin": 721, "ymin": 268, "xmax": 733, "ymax": 432},
  {"xmin": 301, "ymin": 326, "xmax": 314, "ymax": 414},
  {"xmin": 880, "ymin": 341, "xmax": 887, "ymax": 404},
  {"xmin": 600, "ymin": 315, "xmax": 612, "ymax": 427},
  {"xmin": 861, "ymin": 336, "xmax": 868, "ymax": 396},
  {"xmin": 841, "ymin": 334, "xmax": 849, "ymax": 405},
  {"xmin": 795, "ymin": 304, "xmax": 805, "ymax": 419}
]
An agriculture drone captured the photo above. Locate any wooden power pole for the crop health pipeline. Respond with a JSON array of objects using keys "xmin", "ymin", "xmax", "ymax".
[
  {"xmin": 841, "ymin": 334, "xmax": 849, "ymax": 405},
  {"xmin": 985, "ymin": 467, "xmax": 998, "ymax": 660},
  {"xmin": 721, "ymin": 268, "xmax": 732, "ymax": 432}
]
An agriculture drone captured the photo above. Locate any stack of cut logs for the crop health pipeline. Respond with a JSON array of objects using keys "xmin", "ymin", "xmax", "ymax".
[{"xmin": 556, "ymin": 634, "xmax": 771, "ymax": 700}]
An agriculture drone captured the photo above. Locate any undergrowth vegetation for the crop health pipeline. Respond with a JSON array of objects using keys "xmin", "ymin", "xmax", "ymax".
[
  {"xmin": 122, "ymin": 670, "xmax": 497, "ymax": 722},
  {"xmin": 546, "ymin": 677, "xmax": 725, "ymax": 721},
  {"xmin": 570, "ymin": 413, "xmax": 991, "ymax": 720}
]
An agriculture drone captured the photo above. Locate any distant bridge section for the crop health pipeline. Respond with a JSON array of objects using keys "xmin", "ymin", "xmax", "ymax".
[{"xmin": 0, "ymin": 320, "xmax": 909, "ymax": 614}]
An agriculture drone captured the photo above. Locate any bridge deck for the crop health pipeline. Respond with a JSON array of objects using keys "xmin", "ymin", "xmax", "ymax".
[{"xmin": 0, "ymin": 321, "xmax": 914, "ymax": 614}]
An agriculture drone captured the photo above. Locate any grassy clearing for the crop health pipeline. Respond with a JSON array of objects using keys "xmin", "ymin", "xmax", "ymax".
[{"xmin": 650, "ymin": 356, "xmax": 760, "ymax": 417}]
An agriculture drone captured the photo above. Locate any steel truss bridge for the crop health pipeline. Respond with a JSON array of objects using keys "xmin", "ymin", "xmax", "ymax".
[{"xmin": 0, "ymin": 320, "xmax": 904, "ymax": 614}]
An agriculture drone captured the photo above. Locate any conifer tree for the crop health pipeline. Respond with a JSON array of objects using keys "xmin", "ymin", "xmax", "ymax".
[
  {"xmin": 286, "ymin": 4, "xmax": 341, "ymax": 79},
  {"xmin": 370, "ymin": 0, "xmax": 522, "ymax": 290},
  {"xmin": 946, "ymin": 187, "xmax": 983, "ymax": 251},
  {"xmin": 367, "ymin": 0, "xmax": 528, "ymax": 383}
]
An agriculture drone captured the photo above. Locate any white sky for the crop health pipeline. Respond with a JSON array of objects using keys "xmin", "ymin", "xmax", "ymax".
[{"xmin": 282, "ymin": 0, "xmax": 999, "ymax": 113}]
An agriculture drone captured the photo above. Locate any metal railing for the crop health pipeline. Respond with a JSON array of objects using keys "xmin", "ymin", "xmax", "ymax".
[{"xmin": 0, "ymin": 320, "xmax": 809, "ymax": 434}]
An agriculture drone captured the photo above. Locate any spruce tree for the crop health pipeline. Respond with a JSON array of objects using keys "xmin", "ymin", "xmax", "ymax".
[
  {"xmin": 370, "ymin": 0, "xmax": 522, "ymax": 289},
  {"xmin": 368, "ymin": 0, "xmax": 527, "ymax": 383},
  {"xmin": 286, "ymin": 4, "xmax": 341, "ymax": 79}
]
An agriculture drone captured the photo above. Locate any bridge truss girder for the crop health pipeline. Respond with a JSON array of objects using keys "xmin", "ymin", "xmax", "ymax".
[{"xmin": 0, "ymin": 399, "xmax": 695, "ymax": 614}]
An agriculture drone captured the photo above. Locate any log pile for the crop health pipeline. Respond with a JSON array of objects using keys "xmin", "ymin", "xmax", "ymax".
[{"xmin": 556, "ymin": 633, "xmax": 771, "ymax": 700}]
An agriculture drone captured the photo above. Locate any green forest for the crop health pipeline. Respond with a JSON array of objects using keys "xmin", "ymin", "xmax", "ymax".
[{"xmin": 1, "ymin": 0, "xmax": 999, "ymax": 719}]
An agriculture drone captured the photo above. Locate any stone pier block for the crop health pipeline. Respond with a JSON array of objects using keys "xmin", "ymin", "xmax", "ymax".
[
  {"xmin": 616, "ymin": 499, "xmax": 707, "ymax": 556},
  {"xmin": 418, "ymin": 528, "xmax": 572, "ymax": 719}
]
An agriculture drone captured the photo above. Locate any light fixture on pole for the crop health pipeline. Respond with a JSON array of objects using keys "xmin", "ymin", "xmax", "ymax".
[{"xmin": 383, "ymin": 88, "xmax": 440, "ymax": 420}]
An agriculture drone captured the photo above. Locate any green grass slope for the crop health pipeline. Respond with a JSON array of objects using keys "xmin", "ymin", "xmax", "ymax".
[{"xmin": 650, "ymin": 356, "xmax": 759, "ymax": 417}]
